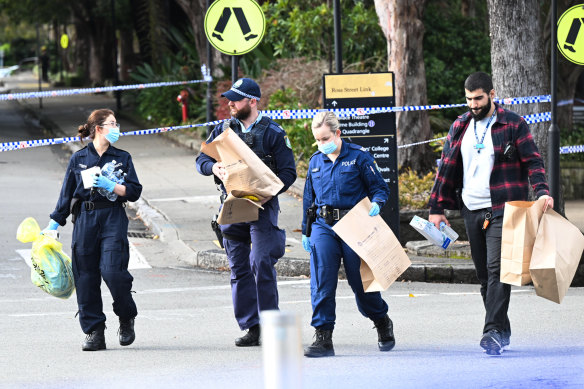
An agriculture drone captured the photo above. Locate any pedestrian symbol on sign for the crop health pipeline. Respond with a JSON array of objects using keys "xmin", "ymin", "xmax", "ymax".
[
  {"xmin": 205, "ymin": 0, "xmax": 266, "ymax": 56},
  {"xmin": 558, "ymin": 4, "xmax": 584, "ymax": 65}
]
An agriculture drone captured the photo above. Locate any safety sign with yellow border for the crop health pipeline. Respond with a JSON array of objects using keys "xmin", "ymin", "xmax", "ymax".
[
  {"xmin": 204, "ymin": 0, "xmax": 266, "ymax": 55},
  {"xmin": 558, "ymin": 4, "xmax": 584, "ymax": 65}
]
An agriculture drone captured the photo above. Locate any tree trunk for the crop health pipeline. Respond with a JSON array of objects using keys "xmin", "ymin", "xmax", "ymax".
[
  {"xmin": 487, "ymin": 0, "xmax": 561, "ymax": 210},
  {"xmin": 374, "ymin": 0, "xmax": 434, "ymax": 172},
  {"xmin": 461, "ymin": 0, "xmax": 476, "ymax": 18},
  {"xmin": 174, "ymin": 0, "xmax": 230, "ymax": 77}
]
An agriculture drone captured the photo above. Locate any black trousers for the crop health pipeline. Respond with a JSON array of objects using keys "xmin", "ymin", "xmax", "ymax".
[{"xmin": 462, "ymin": 204, "xmax": 511, "ymax": 339}]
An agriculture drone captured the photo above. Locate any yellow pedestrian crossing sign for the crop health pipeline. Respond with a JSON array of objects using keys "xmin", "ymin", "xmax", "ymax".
[
  {"xmin": 205, "ymin": 0, "xmax": 266, "ymax": 55},
  {"xmin": 558, "ymin": 4, "xmax": 584, "ymax": 65}
]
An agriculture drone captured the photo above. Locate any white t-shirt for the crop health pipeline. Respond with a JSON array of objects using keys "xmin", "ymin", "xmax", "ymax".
[{"xmin": 461, "ymin": 113, "xmax": 496, "ymax": 210}]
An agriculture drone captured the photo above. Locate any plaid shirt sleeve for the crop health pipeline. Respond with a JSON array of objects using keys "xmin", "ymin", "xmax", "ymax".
[{"xmin": 514, "ymin": 117, "xmax": 549, "ymax": 198}]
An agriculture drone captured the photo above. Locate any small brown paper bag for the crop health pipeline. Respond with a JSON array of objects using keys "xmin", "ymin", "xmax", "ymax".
[
  {"xmin": 332, "ymin": 197, "xmax": 411, "ymax": 292},
  {"xmin": 500, "ymin": 198, "xmax": 546, "ymax": 286},
  {"xmin": 529, "ymin": 208, "xmax": 584, "ymax": 304}
]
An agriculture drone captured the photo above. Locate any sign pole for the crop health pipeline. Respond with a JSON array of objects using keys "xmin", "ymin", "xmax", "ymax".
[{"xmin": 548, "ymin": 0, "xmax": 559, "ymax": 210}]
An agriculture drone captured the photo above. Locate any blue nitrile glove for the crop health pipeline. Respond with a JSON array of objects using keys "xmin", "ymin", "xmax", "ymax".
[
  {"xmin": 93, "ymin": 174, "xmax": 116, "ymax": 193},
  {"xmin": 41, "ymin": 219, "xmax": 59, "ymax": 235},
  {"xmin": 302, "ymin": 234, "xmax": 311, "ymax": 252},
  {"xmin": 369, "ymin": 202, "xmax": 380, "ymax": 216}
]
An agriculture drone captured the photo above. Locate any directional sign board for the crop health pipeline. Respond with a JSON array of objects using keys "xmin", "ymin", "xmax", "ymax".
[
  {"xmin": 205, "ymin": 0, "xmax": 266, "ymax": 55},
  {"xmin": 323, "ymin": 72, "xmax": 400, "ymax": 238}
]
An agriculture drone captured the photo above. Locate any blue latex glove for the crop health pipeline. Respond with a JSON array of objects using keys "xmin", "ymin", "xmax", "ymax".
[
  {"xmin": 41, "ymin": 219, "xmax": 59, "ymax": 235},
  {"xmin": 369, "ymin": 202, "xmax": 380, "ymax": 216},
  {"xmin": 93, "ymin": 174, "xmax": 116, "ymax": 193},
  {"xmin": 302, "ymin": 234, "xmax": 311, "ymax": 252}
]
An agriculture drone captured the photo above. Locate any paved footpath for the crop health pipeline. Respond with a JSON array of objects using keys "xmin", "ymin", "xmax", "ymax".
[{"xmin": 4, "ymin": 72, "xmax": 584, "ymax": 284}]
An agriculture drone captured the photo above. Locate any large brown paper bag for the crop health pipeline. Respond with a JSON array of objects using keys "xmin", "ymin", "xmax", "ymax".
[
  {"xmin": 529, "ymin": 208, "xmax": 584, "ymax": 304},
  {"xmin": 500, "ymin": 198, "xmax": 546, "ymax": 286},
  {"xmin": 201, "ymin": 128, "xmax": 284, "ymax": 224},
  {"xmin": 332, "ymin": 197, "xmax": 411, "ymax": 292}
]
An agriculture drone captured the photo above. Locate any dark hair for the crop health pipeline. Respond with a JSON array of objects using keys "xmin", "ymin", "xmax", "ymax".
[
  {"xmin": 77, "ymin": 108, "xmax": 114, "ymax": 141},
  {"xmin": 464, "ymin": 72, "xmax": 493, "ymax": 94}
]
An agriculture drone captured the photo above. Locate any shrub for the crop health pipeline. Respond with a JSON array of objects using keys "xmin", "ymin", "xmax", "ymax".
[{"xmin": 399, "ymin": 169, "xmax": 436, "ymax": 209}]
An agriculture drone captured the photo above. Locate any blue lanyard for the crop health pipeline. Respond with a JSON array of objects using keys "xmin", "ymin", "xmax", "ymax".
[{"xmin": 473, "ymin": 109, "xmax": 497, "ymax": 153}]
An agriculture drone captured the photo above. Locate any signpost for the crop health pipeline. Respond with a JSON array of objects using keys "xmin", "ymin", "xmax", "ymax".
[{"xmin": 323, "ymin": 72, "xmax": 400, "ymax": 237}]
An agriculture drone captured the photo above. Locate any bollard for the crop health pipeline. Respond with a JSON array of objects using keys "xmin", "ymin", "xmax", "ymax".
[
  {"xmin": 260, "ymin": 310, "xmax": 302, "ymax": 389},
  {"xmin": 176, "ymin": 89, "xmax": 189, "ymax": 122}
]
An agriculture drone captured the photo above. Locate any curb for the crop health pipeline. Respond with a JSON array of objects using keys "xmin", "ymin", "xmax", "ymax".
[{"xmin": 17, "ymin": 98, "xmax": 485, "ymax": 284}]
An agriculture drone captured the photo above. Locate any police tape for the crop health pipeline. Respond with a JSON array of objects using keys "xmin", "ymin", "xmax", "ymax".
[
  {"xmin": 560, "ymin": 145, "xmax": 584, "ymax": 155},
  {"xmin": 263, "ymin": 94, "xmax": 553, "ymax": 120},
  {"xmin": 0, "ymin": 65, "xmax": 212, "ymax": 101},
  {"xmin": 0, "ymin": 111, "xmax": 556, "ymax": 153}
]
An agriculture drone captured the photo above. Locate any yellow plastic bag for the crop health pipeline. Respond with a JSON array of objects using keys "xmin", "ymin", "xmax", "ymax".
[{"xmin": 16, "ymin": 217, "xmax": 75, "ymax": 299}]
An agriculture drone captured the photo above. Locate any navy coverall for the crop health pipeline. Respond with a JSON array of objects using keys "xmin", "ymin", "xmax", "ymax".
[
  {"xmin": 302, "ymin": 141, "xmax": 390, "ymax": 330},
  {"xmin": 50, "ymin": 142, "xmax": 142, "ymax": 333},
  {"xmin": 196, "ymin": 116, "xmax": 296, "ymax": 330}
]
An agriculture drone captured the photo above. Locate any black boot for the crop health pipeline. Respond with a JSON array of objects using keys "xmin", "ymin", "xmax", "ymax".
[
  {"xmin": 119, "ymin": 318, "xmax": 135, "ymax": 346},
  {"xmin": 235, "ymin": 324, "xmax": 260, "ymax": 347},
  {"xmin": 82, "ymin": 325, "xmax": 106, "ymax": 351},
  {"xmin": 304, "ymin": 329, "xmax": 334, "ymax": 357},
  {"xmin": 373, "ymin": 315, "xmax": 395, "ymax": 352}
]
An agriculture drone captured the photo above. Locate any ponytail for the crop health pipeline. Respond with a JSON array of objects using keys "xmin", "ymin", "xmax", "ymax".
[{"xmin": 77, "ymin": 108, "xmax": 114, "ymax": 143}]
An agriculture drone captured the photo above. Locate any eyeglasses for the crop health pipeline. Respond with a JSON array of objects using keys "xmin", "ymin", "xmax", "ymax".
[{"xmin": 102, "ymin": 121, "xmax": 120, "ymax": 128}]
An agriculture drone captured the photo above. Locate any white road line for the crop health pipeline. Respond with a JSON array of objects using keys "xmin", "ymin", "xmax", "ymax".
[
  {"xmin": 149, "ymin": 195, "xmax": 219, "ymax": 203},
  {"xmin": 15, "ymin": 242, "xmax": 151, "ymax": 270}
]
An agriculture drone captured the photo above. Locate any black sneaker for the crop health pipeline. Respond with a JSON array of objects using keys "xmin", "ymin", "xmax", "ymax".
[
  {"xmin": 373, "ymin": 315, "xmax": 395, "ymax": 352},
  {"xmin": 480, "ymin": 330, "xmax": 503, "ymax": 356},
  {"xmin": 82, "ymin": 326, "xmax": 106, "ymax": 351},
  {"xmin": 235, "ymin": 324, "xmax": 260, "ymax": 347},
  {"xmin": 118, "ymin": 318, "xmax": 135, "ymax": 346},
  {"xmin": 304, "ymin": 329, "xmax": 334, "ymax": 358},
  {"xmin": 501, "ymin": 334, "xmax": 510, "ymax": 351}
]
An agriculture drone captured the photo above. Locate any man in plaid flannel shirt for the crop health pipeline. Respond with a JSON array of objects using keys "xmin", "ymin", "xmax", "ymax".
[{"xmin": 428, "ymin": 72, "xmax": 553, "ymax": 356}]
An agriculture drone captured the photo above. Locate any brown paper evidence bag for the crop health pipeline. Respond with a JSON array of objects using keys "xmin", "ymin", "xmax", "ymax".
[
  {"xmin": 501, "ymin": 198, "xmax": 584, "ymax": 303},
  {"xmin": 332, "ymin": 197, "xmax": 411, "ymax": 292},
  {"xmin": 200, "ymin": 128, "xmax": 284, "ymax": 225}
]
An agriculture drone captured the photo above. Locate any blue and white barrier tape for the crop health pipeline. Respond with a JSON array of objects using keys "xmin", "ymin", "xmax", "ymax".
[
  {"xmin": 560, "ymin": 145, "xmax": 584, "ymax": 155},
  {"xmin": 0, "ymin": 65, "xmax": 212, "ymax": 101},
  {"xmin": 0, "ymin": 111, "xmax": 557, "ymax": 153}
]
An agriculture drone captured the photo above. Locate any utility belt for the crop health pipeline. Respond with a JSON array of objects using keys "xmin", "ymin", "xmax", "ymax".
[
  {"xmin": 82, "ymin": 201, "xmax": 126, "ymax": 212},
  {"xmin": 318, "ymin": 205, "xmax": 350, "ymax": 225}
]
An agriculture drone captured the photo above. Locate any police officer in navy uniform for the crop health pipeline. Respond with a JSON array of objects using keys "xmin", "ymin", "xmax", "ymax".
[
  {"xmin": 196, "ymin": 78, "xmax": 297, "ymax": 347},
  {"xmin": 301, "ymin": 111, "xmax": 395, "ymax": 357},
  {"xmin": 43, "ymin": 109, "xmax": 142, "ymax": 351}
]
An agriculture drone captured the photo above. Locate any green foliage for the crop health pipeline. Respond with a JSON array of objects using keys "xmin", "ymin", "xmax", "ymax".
[
  {"xmin": 399, "ymin": 169, "xmax": 436, "ymax": 209},
  {"xmin": 561, "ymin": 124, "xmax": 584, "ymax": 162},
  {"xmin": 262, "ymin": 0, "xmax": 385, "ymax": 68},
  {"xmin": 129, "ymin": 26, "xmax": 206, "ymax": 126},
  {"xmin": 423, "ymin": 1, "xmax": 491, "ymax": 126},
  {"xmin": 266, "ymin": 88, "xmax": 314, "ymax": 176}
]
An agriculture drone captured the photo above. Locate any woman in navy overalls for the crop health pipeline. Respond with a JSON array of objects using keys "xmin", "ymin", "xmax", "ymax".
[{"xmin": 44, "ymin": 109, "xmax": 142, "ymax": 351}]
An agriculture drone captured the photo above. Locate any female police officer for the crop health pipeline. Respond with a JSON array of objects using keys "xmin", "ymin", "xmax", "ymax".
[
  {"xmin": 43, "ymin": 108, "xmax": 142, "ymax": 351},
  {"xmin": 301, "ymin": 111, "xmax": 394, "ymax": 357}
]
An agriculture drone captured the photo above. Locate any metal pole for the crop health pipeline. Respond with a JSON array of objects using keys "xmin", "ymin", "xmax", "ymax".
[
  {"xmin": 333, "ymin": 0, "xmax": 342, "ymax": 74},
  {"xmin": 231, "ymin": 55, "xmax": 239, "ymax": 84},
  {"xmin": 111, "ymin": 0, "xmax": 121, "ymax": 110},
  {"xmin": 36, "ymin": 23, "xmax": 42, "ymax": 109},
  {"xmin": 548, "ymin": 0, "xmax": 559, "ymax": 210},
  {"xmin": 206, "ymin": 0, "xmax": 214, "ymax": 138}
]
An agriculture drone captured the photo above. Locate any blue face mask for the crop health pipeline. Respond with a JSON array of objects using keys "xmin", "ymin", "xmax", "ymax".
[
  {"xmin": 318, "ymin": 139, "xmax": 338, "ymax": 154},
  {"xmin": 105, "ymin": 127, "xmax": 120, "ymax": 144}
]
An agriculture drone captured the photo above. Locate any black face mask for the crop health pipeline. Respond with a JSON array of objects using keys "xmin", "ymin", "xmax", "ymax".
[{"xmin": 470, "ymin": 96, "xmax": 492, "ymax": 121}]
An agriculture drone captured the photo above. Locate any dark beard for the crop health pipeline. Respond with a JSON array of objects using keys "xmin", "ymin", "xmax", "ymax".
[
  {"xmin": 470, "ymin": 97, "xmax": 491, "ymax": 121},
  {"xmin": 234, "ymin": 104, "xmax": 251, "ymax": 121}
]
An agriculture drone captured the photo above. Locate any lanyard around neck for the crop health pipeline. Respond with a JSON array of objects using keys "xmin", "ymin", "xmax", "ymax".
[{"xmin": 473, "ymin": 109, "xmax": 496, "ymax": 153}]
